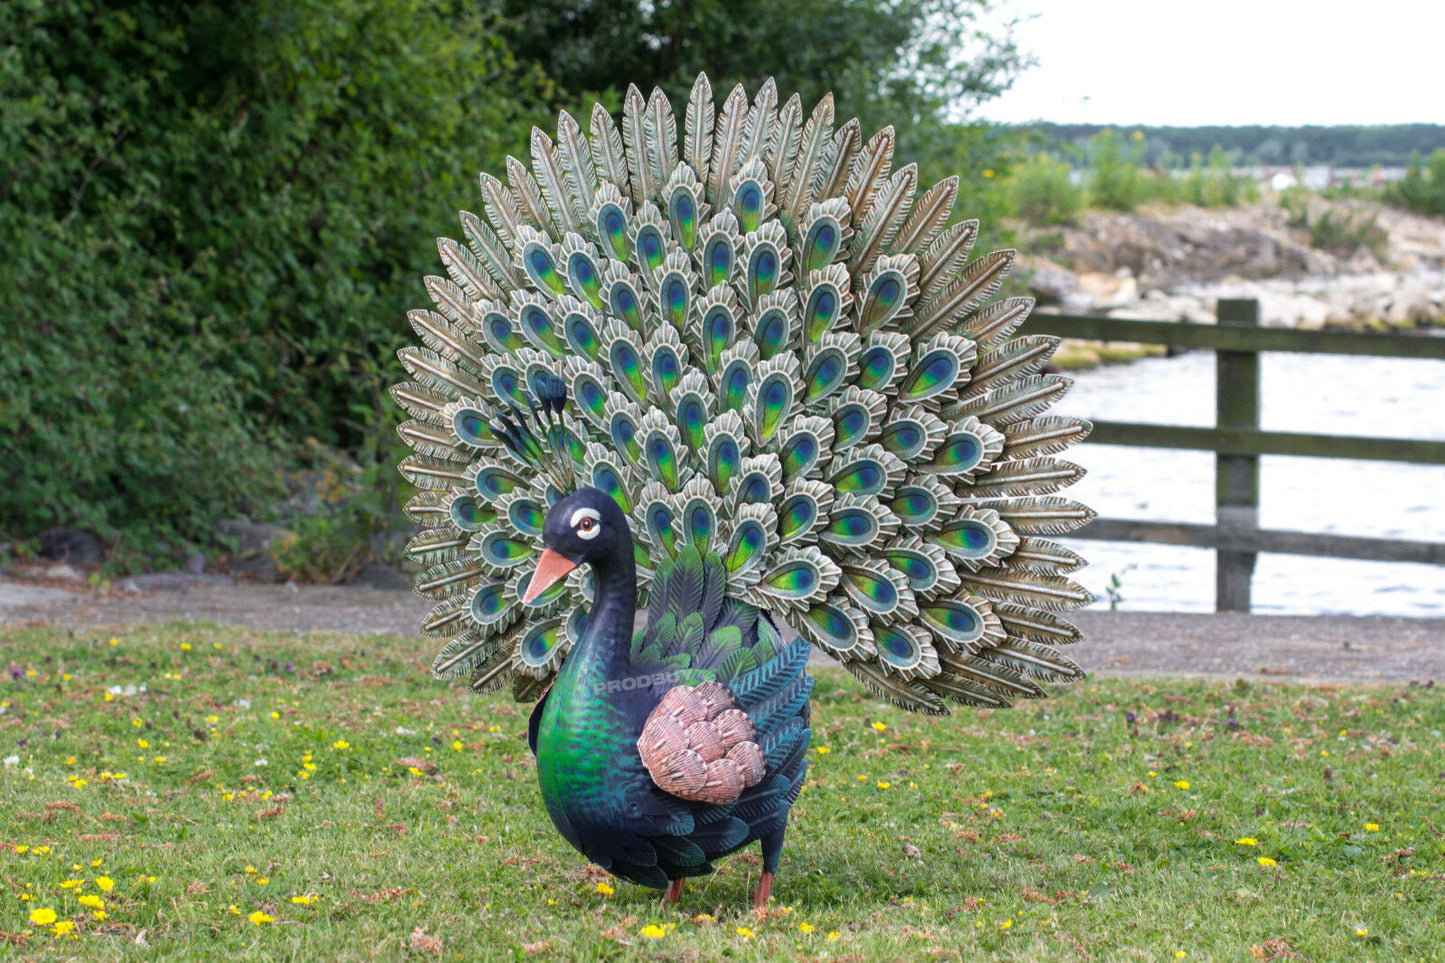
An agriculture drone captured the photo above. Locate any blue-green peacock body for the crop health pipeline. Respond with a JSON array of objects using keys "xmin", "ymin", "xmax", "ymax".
[{"xmin": 391, "ymin": 73, "xmax": 1095, "ymax": 905}]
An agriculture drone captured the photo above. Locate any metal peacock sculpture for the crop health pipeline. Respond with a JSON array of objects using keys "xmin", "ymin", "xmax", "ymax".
[{"xmin": 391, "ymin": 73, "xmax": 1095, "ymax": 908}]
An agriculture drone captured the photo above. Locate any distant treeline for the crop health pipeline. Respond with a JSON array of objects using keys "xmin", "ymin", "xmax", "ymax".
[{"xmin": 1021, "ymin": 123, "xmax": 1445, "ymax": 169}]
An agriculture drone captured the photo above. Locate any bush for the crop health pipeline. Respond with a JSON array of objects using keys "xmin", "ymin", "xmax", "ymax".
[
  {"xmin": 1008, "ymin": 153, "xmax": 1085, "ymax": 225},
  {"xmin": 1385, "ymin": 150, "xmax": 1445, "ymax": 217},
  {"xmin": 1280, "ymin": 190, "xmax": 1388, "ymax": 259},
  {"xmin": 1, "ymin": 0, "xmax": 547, "ymax": 566},
  {"xmin": 1086, "ymin": 129, "xmax": 1149, "ymax": 212},
  {"xmin": 1180, "ymin": 147, "xmax": 1260, "ymax": 207}
]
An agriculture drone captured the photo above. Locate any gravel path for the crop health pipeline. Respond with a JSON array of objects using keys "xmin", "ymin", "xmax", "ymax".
[{"xmin": 3, "ymin": 579, "xmax": 1442, "ymax": 684}]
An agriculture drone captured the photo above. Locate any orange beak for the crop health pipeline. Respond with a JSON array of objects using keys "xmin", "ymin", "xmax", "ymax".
[{"xmin": 522, "ymin": 548, "xmax": 579, "ymax": 604}]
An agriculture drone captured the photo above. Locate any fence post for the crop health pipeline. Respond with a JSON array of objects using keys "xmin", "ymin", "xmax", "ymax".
[{"xmin": 1215, "ymin": 298, "xmax": 1260, "ymax": 611}]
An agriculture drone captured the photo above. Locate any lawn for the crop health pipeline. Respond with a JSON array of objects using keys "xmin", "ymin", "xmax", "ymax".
[{"xmin": 1, "ymin": 623, "xmax": 1442, "ymax": 961}]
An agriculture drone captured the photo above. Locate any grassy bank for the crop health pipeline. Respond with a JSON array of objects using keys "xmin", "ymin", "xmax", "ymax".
[{"xmin": 2, "ymin": 625, "xmax": 1442, "ymax": 960}]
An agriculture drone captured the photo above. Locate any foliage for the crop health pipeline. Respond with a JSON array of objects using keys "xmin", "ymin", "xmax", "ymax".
[
  {"xmin": 0, "ymin": 0, "xmax": 283, "ymax": 557},
  {"xmin": 1281, "ymin": 190, "xmax": 1389, "ymax": 259},
  {"xmin": 4, "ymin": 624, "xmax": 1444, "ymax": 958},
  {"xmin": 1085, "ymin": 129, "xmax": 1150, "ymax": 212},
  {"xmin": 1033, "ymin": 122, "xmax": 1445, "ymax": 169},
  {"xmin": 1, "ymin": 0, "xmax": 547, "ymax": 564},
  {"xmin": 499, "ymin": 0, "xmax": 1030, "ymax": 145},
  {"xmin": 1007, "ymin": 152, "xmax": 1084, "ymax": 225},
  {"xmin": 1179, "ymin": 147, "xmax": 1261, "ymax": 207},
  {"xmin": 1385, "ymin": 150, "xmax": 1445, "ymax": 217}
]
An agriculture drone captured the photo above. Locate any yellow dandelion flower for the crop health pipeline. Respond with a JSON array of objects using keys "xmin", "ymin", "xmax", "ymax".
[
  {"xmin": 29, "ymin": 908, "xmax": 57, "ymax": 926},
  {"xmin": 827, "ymin": 931, "xmax": 840, "ymax": 942},
  {"xmin": 641, "ymin": 924, "xmax": 667, "ymax": 939},
  {"xmin": 1257, "ymin": 856, "xmax": 1277, "ymax": 868},
  {"xmin": 137, "ymin": 739, "xmax": 149, "ymax": 749},
  {"xmin": 180, "ymin": 642, "xmax": 192, "ymax": 651},
  {"xmin": 95, "ymin": 877, "xmax": 114, "ymax": 893},
  {"xmin": 292, "ymin": 894, "xmax": 317, "ymax": 904},
  {"xmin": 983, "ymin": 169, "xmax": 996, "ymax": 178},
  {"xmin": 1175, "ymin": 952, "xmax": 1187, "ymax": 959},
  {"xmin": 877, "ymin": 781, "xmax": 891, "ymax": 789},
  {"xmin": 816, "ymin": 746, "xmax": 830, "ymax": 754},
  {"xmin": 78, "ymin": 894, "xmax": 105, "ymax": 910},
  {"xmin": 452, "ymin": 740, "xmax": 463, "ymax": 751},
  {"xmin": 736, "ymin": 927, "xmax": 754, "ymax": 938},
  {"xmin": 333, "ymin": 739, "xmax": 350, "ymax": 750},
  {"xmin": 595, "ymin": 881, "xmax": 613, "ymax": 896},
  {"xmin": 1365, "ymin": 823, "xmax": 1380, "ymax": 832},
  {"xmin": 409, "ymin": 767, "xmax": 424, "ymax": 776},
  {"xmin": 257, "ymin": 877, "xmax": 269, "ymax": 885},
  {"xmin": 91, "ymin": 858, "xmax": 102, "ymax": 867},
  {"xmin": 999, "ymin": 918, "xmax": 1012, "ymax": 929},
  {"xmin": 1235, "ymin": 838, "xmax": 1258, "ymax": 846},
  {"xmin": 870, "ymin": 721, "xmax": 887, "ymax": 732},
  {"xmin": 270, "ymin": 711, "xmax": 280, "ymax": 720},
  {"xmin": 59, "ymin": 880, "xmax": 83, "ymax": 890},
  {"xmin": 1355, "ymin": 927, "xmax": 1368, "ymax": 937},
  {"xmin": 154, "ymin": 756, "xmax": 167, "ymax": 763},
  {"xmin": 92, "ymin": 910, "xmax": 106, "ymax": 921},
  {"xmin": 53, "ymin": 920, "xmax": 75, "ymax": 936},
  {"xmin": 800, "ymin": 921, "xmax": 815, "ymax": 934},
  {"xmin": 248, "ymin": 911, "xmax": 274, "ymax": 925},
  {"xmin": 109, "ymin": 638, "xmax": 118, "ymax": 646},
  {"xmin": 1174, "ymin": 780, "xmax": 1190, "ymax": 790}
]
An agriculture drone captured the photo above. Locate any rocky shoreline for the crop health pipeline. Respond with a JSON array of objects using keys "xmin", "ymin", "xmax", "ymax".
[{"xmin": 1017, "ymin": 201, "xmax": 1445, "ymax": 365}]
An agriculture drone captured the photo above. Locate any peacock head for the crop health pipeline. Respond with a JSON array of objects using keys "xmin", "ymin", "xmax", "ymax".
[{"xmin": 521, "ymin": 487, "xmax": 632, "ymax": 603}]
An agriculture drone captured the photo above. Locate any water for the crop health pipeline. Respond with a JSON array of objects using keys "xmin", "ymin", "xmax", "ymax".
[{"xmin": 1048, "ymin": 350, "xmax": 1445, "ymax": 616}]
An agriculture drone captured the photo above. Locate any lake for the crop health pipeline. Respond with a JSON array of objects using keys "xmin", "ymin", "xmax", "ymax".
[{"xmin": 1050, "ymin": 349, "xmax": 1445, "ymax": 616}]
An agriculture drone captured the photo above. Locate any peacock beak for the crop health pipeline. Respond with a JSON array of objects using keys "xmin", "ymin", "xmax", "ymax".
[{"xmin": 522, "ymin": 548, "xmax": 580, "ymax": 604}]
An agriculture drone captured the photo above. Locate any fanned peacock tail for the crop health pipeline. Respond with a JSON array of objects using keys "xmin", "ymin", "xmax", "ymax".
[{"xmin": 392, "ymin": 74, "xmax": 1097, "ymax": 712}]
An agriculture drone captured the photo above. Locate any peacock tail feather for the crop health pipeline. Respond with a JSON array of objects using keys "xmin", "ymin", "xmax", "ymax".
[{"xmin": 393, "ymin": 73, "xmax": 1095, "ymax": 712}]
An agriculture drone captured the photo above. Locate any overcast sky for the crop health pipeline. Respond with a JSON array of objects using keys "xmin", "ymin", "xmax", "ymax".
[{"xmin": 978, "ymin": 0, "xmax": 1445, "ymax": 127}]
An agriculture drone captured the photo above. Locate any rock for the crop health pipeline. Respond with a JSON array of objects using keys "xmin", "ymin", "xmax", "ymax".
[
  {"xmin": 353, "ymin": 563, "xmax": 413, "ymax": 592},
  {"xmin": 113, "ymin": 573, "xmax": 234, "ymax": 593},
  {"xmin": 216, "ymin": 519, "xmax": 295, "ymax": 581},
  {"xmin": 44, "ymin": 563, "xmax": 84, "ymax": 582},
  {"xmin": 36, "ymin": 527, "xmax": 102, "ymax": 565},
  {"xmin": 1021, "ymin": 259, "xmax": 1077, "ymax": 304},
  {"xmin": 186, "ymin": 552, "xmax": 207, "ymax": 575}
]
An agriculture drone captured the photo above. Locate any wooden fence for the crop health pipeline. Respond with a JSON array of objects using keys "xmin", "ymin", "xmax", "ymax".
[{"xmin": 1027, "ymin": 298, "xmax": 1445, "ymax": 612}]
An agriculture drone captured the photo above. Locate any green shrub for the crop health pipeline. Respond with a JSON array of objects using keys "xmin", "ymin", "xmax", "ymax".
[
  {"xmin": 1385, "ymin": 149, "xmax": 1445, "ymax": 217},
  {"xmin": 1008, "ymin": 153, "xmax": 1085, "ymax": 225},
  {"xmin": 1086, "ymin": 129, "xmax": 1149, "ymax": 212},
  {"xmin": 1280, "ymin": 191, "xmax": 1388, "ymax": 259},
  {"xmin": 1180, "ymin": 147, "xmax": 1260, "ymax": 207},
  {"xmin": 0, "ymin": 0, "xmax": 546, "ymax": 566}
]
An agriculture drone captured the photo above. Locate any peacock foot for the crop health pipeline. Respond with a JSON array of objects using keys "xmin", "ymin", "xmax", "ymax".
[{"xmin": 664, "ymin": 878, "xmax": 684, "ymax": 904}]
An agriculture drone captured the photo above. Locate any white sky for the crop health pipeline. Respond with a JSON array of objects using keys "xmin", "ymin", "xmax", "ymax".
[{"xmin": 978, "ymin": 0, "xmax": 1445, "ymax": 126}]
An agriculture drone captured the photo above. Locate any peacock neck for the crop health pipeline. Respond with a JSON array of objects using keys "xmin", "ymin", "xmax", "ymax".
[{"xmin": 560, "ymin": 535, "xmax": 637, "ymax": 687}]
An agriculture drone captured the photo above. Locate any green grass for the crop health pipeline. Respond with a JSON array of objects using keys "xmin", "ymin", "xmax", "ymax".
[{"xmin": 2, "ymin": 624, "xmax": 1443, "ymax": 961}]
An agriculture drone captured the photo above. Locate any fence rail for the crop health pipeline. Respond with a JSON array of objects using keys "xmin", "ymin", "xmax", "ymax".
[{"xmin": 1031, "ymin": 299, "xmax": 1445, "ymax": 612}]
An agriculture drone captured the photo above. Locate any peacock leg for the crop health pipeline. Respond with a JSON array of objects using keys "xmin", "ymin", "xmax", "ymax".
[
  {"xmin": 664, "ymin": 878, "xmax": 684, "ymax": 904},
  {"xmin": 753, "ymin": 826, "xmax": 786, "ymax": 910},
  {"xmin": 751, "ymin": 871, "xmax": 774, "ymax": 911}
]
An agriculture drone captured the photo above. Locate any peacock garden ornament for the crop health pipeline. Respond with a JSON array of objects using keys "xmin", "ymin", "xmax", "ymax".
[{"xmin": 391, "ymin": 73, "xmax": 1095, "ymax": 909}]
